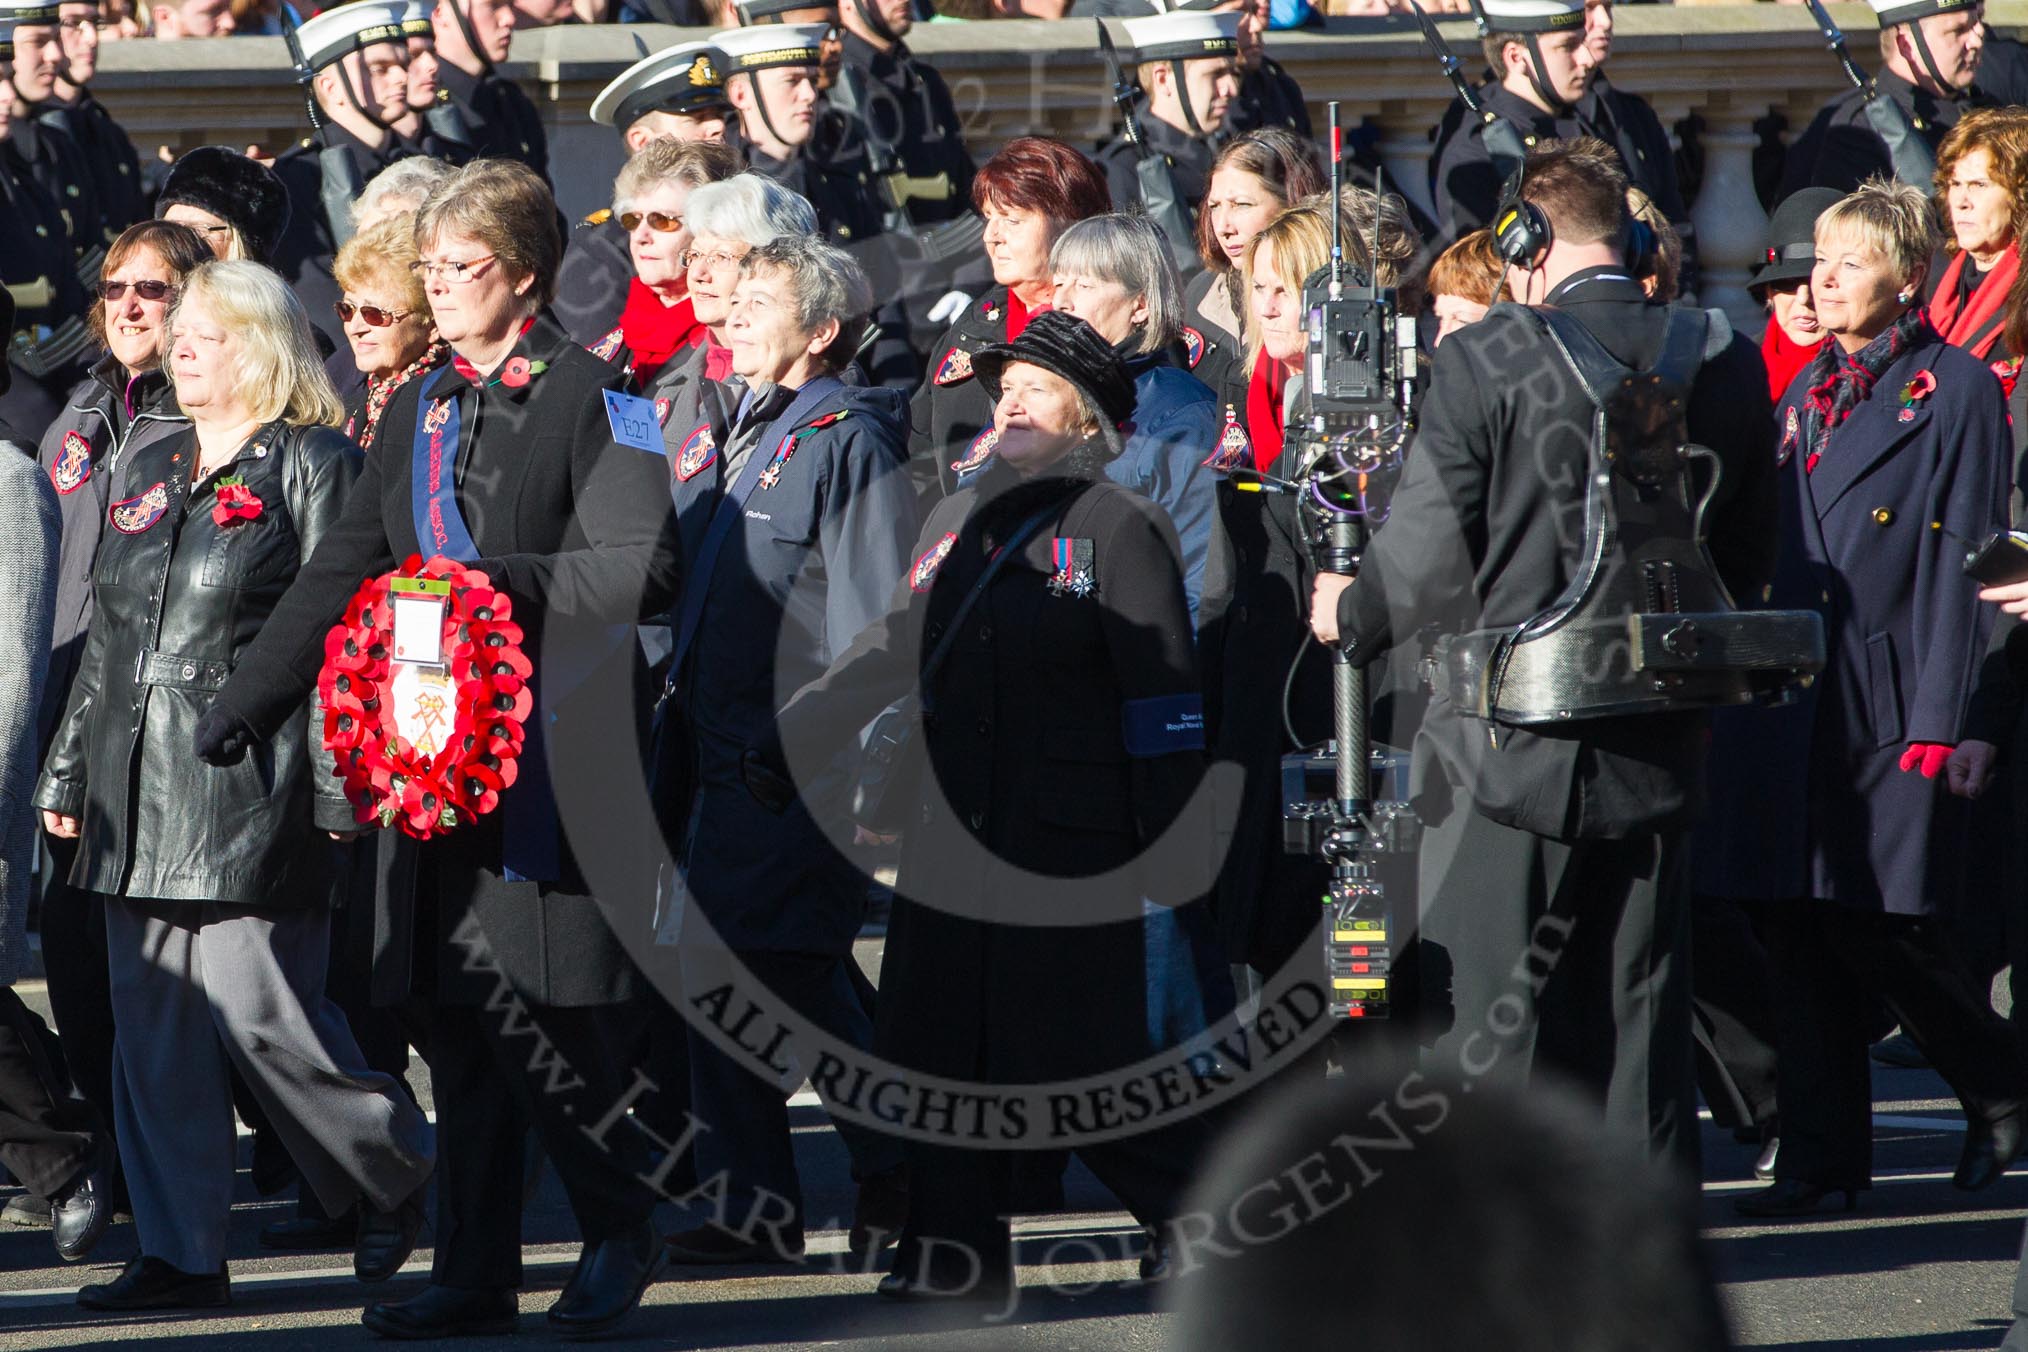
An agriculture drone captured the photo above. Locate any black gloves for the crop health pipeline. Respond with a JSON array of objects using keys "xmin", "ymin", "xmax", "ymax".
[
  {"xmin": 741, "ymin": 745, "xmax": 795, "ymax": 816},
  {"xmin": 193, "ymin": 703, "xmax": 257, "ymax": 766}
]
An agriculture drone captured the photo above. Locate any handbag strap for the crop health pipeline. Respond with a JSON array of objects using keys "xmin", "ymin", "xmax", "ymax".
[{"xmin": 918, "ymin": 499, "xmax": 1064, "ymax": 704}]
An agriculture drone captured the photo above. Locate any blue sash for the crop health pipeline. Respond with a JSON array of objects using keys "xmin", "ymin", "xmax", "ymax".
[
  {"xmin": 405, "ymin": 365, "xmax": 558, "ymax": 883},
  {"xmin": 667, "ymin": 375, "xmax": 843, "ymax": 691}
]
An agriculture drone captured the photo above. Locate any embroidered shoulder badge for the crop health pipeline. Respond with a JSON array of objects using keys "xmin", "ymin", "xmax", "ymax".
[
  {"xmin": 109, "ymin": 481, "xmax": 168, "ymax": 533},
  {"xmin": 675, "ymin": 424, "xmax": 717, "ymax": 482},
  {"xmin": 910, "ymin": 531, "xmax": 958, "ymax": 593},
  {"xmin": 654, "ymin": 397, "xmax": 673, "ymax": 427},
  {"xmin": 933, "ymin": 347, "xmax": 974, "ymax": 386},
  {"xmin": 1776, "ymin": 405, "xmax": 1798, "ymax": 467},
  {"xmin": 588, "ymin": 326, "xmax": 626, "ymax": 363},
  {"xmin": 950, "ymin": 425, "xmax": 998, "ymax": 475},
  {"xmin": 1203, "ymin": 404, "xmax": 1250, "ymax": 471},
  {"xmin": 52, "ymin": 430, "xmax": 92, "ymax": 494},
  {"xmin": 1182, "ymin": 325, "xmax": 1205, "ymax": 370}
]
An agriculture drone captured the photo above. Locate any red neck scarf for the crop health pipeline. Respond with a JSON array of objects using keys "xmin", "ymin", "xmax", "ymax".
[
  {"xmin": 1761, "ymin": 321, "xmax": 1824, "ymax": 405},
  {"xmin": 619, "ymin": 280, "xmax": 702, "ymax": 380},
  {"xmin": 702, "ymin": 333, "xmax": 734, "ymax": 383},
  {"xmin": 451, "ymin": 316, "xmax": 538, "ymax": 385},
  {"xmin": 1927, "ymin": 246, "xmax": 2021, "ymax": 360},
  {"xmin": 1006, "ymin": 288, "xmax": 1050, "ymax": 342},
  {"xmin": 1245, "ymin": 354, "xmax": 1288, "ymax": 471}
]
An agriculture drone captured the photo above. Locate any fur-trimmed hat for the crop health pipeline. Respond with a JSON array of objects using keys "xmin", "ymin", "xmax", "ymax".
[
  {"xmin": 155, "ymin": 146, "xmax": 292, "ymax": 266},
  {"xmin": 972, "ymin": 311, "xmax": 1138, "ymax": 457}
]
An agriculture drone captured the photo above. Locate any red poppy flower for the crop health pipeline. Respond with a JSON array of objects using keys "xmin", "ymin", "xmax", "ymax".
[
  {"xmin": 497, "ymin": 357, "xmax": 547, "ymax": 389},
  {"xmin": 212, "ymin": 478, "xmax": 263, "ymax": 527},
  {"xmin": 1899, "ymin": 369, "xmax": 1937, "ymax": 406}
]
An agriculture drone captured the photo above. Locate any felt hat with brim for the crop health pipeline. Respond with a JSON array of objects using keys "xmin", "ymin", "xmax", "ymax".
[
  {"xmin": 1752, "ymin": 187, "xmax": 1843, "ymax": 294},
  {"xmin": 972, "ymin": 311, "xmax": 1138, "ymax": 458}
]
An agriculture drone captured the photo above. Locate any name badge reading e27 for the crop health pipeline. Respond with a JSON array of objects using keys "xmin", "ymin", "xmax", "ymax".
[{"xmin": 603, "ymin": 389, "xmax": 666, "ymax": 456}]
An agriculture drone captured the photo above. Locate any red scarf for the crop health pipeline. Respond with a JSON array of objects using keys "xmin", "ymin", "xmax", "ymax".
[
  {"xmin": 618, "ymin": 280, "xmax": 702, "ymax": 380},
  {"xmin": 1245, "ymin": 355, "xmax": 1288, "ymax": 471},
  {"xmin": 1760, "ymin": 321, "xmax": 1824, "ymax": 405},
  {"xmin": 702, "ymin": 333, "xmax": 734, "ymax": 383},
  {"xmin": 1927, "ymin": 246, "xmax": 2021, "ymax": 360},
  {"xmin": 1006, "ymin": 288, "xmax": 1050, "ymax": 341},
  {"xmin": 451, "ymin": 316, "xmax": 538, "ymax": 385}
]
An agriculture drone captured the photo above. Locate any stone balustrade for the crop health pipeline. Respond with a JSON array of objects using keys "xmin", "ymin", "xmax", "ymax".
[{"xmin": 92, "ymin": 3, "xmax": 2027, "ymax": 331}]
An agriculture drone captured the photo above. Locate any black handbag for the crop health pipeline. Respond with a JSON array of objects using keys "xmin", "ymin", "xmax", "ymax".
[{"xmin": 852, "ymin": 503, "xmax": 1062, "ymax": 834}]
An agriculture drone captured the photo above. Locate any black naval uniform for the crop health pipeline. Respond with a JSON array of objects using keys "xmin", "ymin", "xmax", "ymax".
[
  {"xmin": 7, "ymin": 116, "xmax": 103, "ymax": 285},
  {"xmin": 1226, "ymin": 56, "xmax": 1310, "ymax": 138},
  {"xmin": 1098, "ymin": 113, "xmax": 1216, "ymax": 218},
  {"xmin": 436, "ymin": 57, "xmax": 549, "ymax": 183},
  {"xmin": 1429, "ymin": 77, "xmax": 1689, "ymax": 252},
  {"xmin": 1332, "ymin": 268, "xmax": 1779, "ymax": 1160},
  {"xmin": 273, "ymin": 124, "xmax": 409, "ymax": 350},
  {"xmin": 1779, "ymin": 68, "xmax": 1979, "ymax": 196},
  {"xmin": 556, "ymin": 211, "xmax": 634, "ymax": 352},
  {"xmin": 907, "ymin": 284, "xmax": 1012, "ymax": 501},
  {"xmin": 0, "ymin": 145, "xmax": 95, "ymax": 433},
  {"xmin": 35, "ymin": 91, "xmax": 145, "ymax": 256},
  {"xmin": 838, "ymin": 28, "xmax": 976, "ymax": 229}
]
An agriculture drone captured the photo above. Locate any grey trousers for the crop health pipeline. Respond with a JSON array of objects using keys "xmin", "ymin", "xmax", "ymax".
[{"xmin": 106, "ymin": 895, "xmax": 435, "ymax": 1274}]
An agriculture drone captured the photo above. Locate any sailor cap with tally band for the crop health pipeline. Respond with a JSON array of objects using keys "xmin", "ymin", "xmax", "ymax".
[
  {"xmin": 733, "ymin": 0, "xmax": 829, "ymax": 21},
  {"xmin": 1869, "ymin": 0, "xmax": 1976, "ymax": 26},
  {"xmin": 1119, "ymin": 9, "xmax": 1239, "ymax": 61},
  {"xmin": 591, "ymin": 41, "xmax": 730, "ymax": 128},
  {"xmin": 398, "ymin": 0, "xmax": 434, "ymax": 40},
  {"xmin": 0, "ymin": 0, "xmax": 60, "ymax": 55},
  {"xmin": 1478, "ymin": 0, "xmax": 1586, "ymax": 33},
  {"xmin": 710, "ymin": 23, "xmax": 827, "ymax": 77},
  {"xmin": 293, "ymin": 0, "xmax": 410, "ymax": 71}
]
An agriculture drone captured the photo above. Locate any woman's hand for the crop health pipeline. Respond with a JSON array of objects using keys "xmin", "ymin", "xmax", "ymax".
[
  {"xmin": 41, "ymin": 811, "xmax": 79, "ymax": 839},
  {"xmin": 1980, "ymin": 578, "xmax": 2028, "ymax": 615},
  {"xmin": 1946, "ymin": 740, "xmax": 2000, "ymax": 799}
]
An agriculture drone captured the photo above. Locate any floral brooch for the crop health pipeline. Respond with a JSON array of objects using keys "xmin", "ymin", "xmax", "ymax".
[{"xmin": 1897, "ymin": 369, "xmax": 1936, "ymax": 422}]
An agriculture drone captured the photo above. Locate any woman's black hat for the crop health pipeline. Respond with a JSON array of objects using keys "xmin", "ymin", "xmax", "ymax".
[
  {"xmin": 972, "ymin": 311, "xmax": 1138, "ymax": 456},
  {"xmin": 156, "ymin": 146, "xmax": 292, "ymax": 267},
  {"xmin": 1753, "ymin": 187, "xmax": 1843, "ymax": 294}
]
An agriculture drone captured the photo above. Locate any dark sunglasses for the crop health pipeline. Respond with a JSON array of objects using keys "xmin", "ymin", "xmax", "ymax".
[
  {"xmin": 336, "ymin": 300, "xmax": 414, "ymax": 327},
  {"xmin": 99, "ymin": 279, "xmax": 175, "ymax": 303},
  {"xmin": 619, "ymin": 210, "xmax": 684, "ymax": 234}
]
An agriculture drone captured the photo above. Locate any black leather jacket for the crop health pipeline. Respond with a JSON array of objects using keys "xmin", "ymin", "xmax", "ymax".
[{"xmin": 35, "ymin": 420, "xmax": 362, "ymax": 905}]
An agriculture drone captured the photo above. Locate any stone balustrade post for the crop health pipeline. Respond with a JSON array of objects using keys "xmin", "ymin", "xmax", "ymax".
[{"xmin": 1690, "ymin": 92, "xmax": 1774, "ymax": 337}]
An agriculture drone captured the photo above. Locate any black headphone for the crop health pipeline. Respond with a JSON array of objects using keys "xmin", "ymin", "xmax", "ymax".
[{"xmin": 1492, "ymin": 179, "xmax": 1551, "ymax": 272}]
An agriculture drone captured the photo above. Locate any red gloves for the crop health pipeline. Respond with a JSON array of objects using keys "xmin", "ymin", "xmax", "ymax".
[{"xmin": 1899, "ymin": 743, "xmax": 1953, "ymax": 779}]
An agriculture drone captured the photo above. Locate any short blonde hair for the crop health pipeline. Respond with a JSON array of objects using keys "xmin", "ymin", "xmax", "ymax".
[
  {"xmin": 414, "ymin": 159, "xmax": 561, "ymax": 311},
  {"xmin": 334, "ymin": 215, "xmax": 428, "ymax": 317},
  {"xmin": 1816, "ymin": 176, "xmax": 1940, "ymax": 292},
  {"xmin": 613, "ymin": 138, "xmax": 741, "ymax": 215},
  {"xmin": 1240, "ymin": 204, "xmax": 1332, "ymax": 378},
  {"xmin": 174, "ymin": 260, "xmax": 345, "ymax": 429}
]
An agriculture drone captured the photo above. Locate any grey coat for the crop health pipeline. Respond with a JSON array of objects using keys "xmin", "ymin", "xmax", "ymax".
[{"xmin": 1, "ymin": 440, "xmax": 60, "ymax": 987}]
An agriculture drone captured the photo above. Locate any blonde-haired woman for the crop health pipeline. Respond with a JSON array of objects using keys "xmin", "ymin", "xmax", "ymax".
[{"xmin": 34, "ymin": 260, "xmax": 435, "ymax": 1311}]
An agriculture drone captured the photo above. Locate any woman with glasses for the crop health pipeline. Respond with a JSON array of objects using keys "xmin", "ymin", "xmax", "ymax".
[
  {"xmin": 586, "ymin": 137, "xmax": 739, "ymax": 401},
  {"xmin": 331, "ymin": 215, "xmax": 446, "ymax": 453},
  {"xmin": 27, "ymin": 219, "xmax": 209, "ymax": 1237},
  {"xmin": 35, "ymin": 260, "xmax": 436, "ymax": 1312},
  {"xmin": 192, "ymin": 159, "xmax": 682, "ymax": 1341}
]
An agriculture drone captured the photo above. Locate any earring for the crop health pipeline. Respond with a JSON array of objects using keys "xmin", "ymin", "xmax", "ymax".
[{"xmin": 1898, "ymin": 289, "xmax": 1914, "ymax": 304}]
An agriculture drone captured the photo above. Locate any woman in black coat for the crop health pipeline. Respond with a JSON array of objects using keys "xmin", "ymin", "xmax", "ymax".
[
  {"xmin": 194, "ymin": 162, "xmax": 683, "ymax": 1338},
  {"xmin": 1725, "ymin": 179, "xmax": 2028, "ymax": 1217},
  {"xmin": 907, "ymin": 136, "xmax": 1111, "ymax": 501},
  {"xmin": 757, "ymin": 312, "xmax": 1216, "ymax": 1301},
  {"xmin": 34, "ymin": 261, "xmax": 435, "ymax": 1310}
]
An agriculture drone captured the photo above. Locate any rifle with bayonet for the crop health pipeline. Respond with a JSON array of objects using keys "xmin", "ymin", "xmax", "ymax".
[
  {"xmin": 1800, "ymin": 0, "xmax": 1936, "ymax": 187},
  {"xmin": 282, "ymin": 11, "xmax": 365, "ymax": 252},
  {"xmin": 1408, "ymin": 0, "xmax": 1527, "ymax": 188},
  {"xmin": 1097, "ymin": 18, "xmax": 1199, "ymax": 276}
]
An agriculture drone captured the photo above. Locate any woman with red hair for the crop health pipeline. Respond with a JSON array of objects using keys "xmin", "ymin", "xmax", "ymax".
[{"xmin": 907, "ymin": 135, "xmax": 1111, "ymax": 500}]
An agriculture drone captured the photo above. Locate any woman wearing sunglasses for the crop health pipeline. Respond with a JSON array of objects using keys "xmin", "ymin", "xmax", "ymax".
[{"xmin": 331, "ymin": 215, "xmax": 447, "ymax": 454}]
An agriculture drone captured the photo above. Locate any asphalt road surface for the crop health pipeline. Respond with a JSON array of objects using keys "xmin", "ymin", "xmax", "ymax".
[{"xmin": 1, "ymin": 965, "xmax": 2022, "ymax": 1351}]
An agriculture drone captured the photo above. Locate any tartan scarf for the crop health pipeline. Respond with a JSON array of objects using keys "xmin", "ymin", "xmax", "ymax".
[{"xmin": 1799, "ymin": 307, "xmax": 1929, "ymax": 474}]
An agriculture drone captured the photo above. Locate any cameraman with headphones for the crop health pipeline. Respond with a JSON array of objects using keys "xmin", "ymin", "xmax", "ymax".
[{"xmin": 1308, "ymin": 138, "xmax": 1779, "ymax": 1161}]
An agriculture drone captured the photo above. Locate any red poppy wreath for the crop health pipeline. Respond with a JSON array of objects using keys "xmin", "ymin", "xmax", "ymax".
[{"xmin": 317, "ymin": 554, "xmax": 533, "ymax": 839}]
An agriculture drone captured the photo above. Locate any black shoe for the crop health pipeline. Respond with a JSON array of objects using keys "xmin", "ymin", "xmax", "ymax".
[
  {"xmin": 355, "ymin": 1189, "xmax": 428, "ymax": 1284},
  {"xmin": 249, "ymin": 1132, "xmax": 299, "ymax": 1199},
  {"xmin": 78, "ymin": 1256, "xmax": 231, "ymax": 1311},
  {"xmin": 849, "ymin": 1166, "xmax": 910, "ymax": 1258},
  {"xmin": 1871, "ymin": 1031, "xmax": 1930, "ymax": 1070},
  {"xmin": 1, "ymin": 1193, "xmax": 50, "ymax": 1228},
  {"xmin": 546, "ymin": 1223, "xmax": 664, "ymax": 1340},
  {"xmin": 875, "ymin": 1269, "xmax": 1012, "ymax": 1304},
  {"xmin": 361, "ymin": 1284, "xmax": 518, "ymax": 1340},
  {"xmin": 1754, "ymin": 1135, "xmax": 1780, "ymax": 1183},
  {"xmin": 1138, "ymin": 1234, "xmax": 1171, "ymax": 1282},
  {"xmin": 663, "ymin": 1222, "xmax": 802, "ymax": 1265},
  {"xmin": 260, "ymin": 1211, "xmax": 357, "ymax": 1250},
  {"xmin": 50, "ymin": 1164, "xmax": 110, "ymax": 1262},
  {"xmin": 1733, "ymin": 1180, "xmax": 1858, "ymax": 1218},
  {"xmin": 1956, "ymin": 1103, "xmax": 2026, "ymax": 1191}
]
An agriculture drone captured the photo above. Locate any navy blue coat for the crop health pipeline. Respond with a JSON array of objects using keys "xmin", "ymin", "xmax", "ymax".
[
  {"xmin": 1710, "ymin": 330, "xmax": 2007, "ymax": 913},
  {"xmin": 666, "ymin": 378, "xmax": 919, "ymax": 955},
  {"xmin": 1110, "ymin": 355, "xmax": 1220, "ymax": 626}
]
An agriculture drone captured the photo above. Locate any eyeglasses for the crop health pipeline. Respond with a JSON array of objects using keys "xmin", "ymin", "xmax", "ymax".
[
  {"xmin": 682, "ymin": 248, "xmax": 746, "ymax": 270},
  {"xmin": 98, "ymin": 278, "xmax": 175, "ymax": 303},
  {"xmin": 189, "ymin": 223, "xmax": 234, "ymax": 241},
  {"xmin": 336, "ymin": 300, "xmax": 413, "ymax": 326},
  {"xmin": 619, "ymin": 210, "xmax": 684, "ymax": 234},
  {"xmin": 409, "ymin": 255, "xmax": 498, "ymax": 283}
]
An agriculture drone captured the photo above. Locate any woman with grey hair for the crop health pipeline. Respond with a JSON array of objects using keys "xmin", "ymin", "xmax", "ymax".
[
  {"xmin": 350, "ymin": 155, "xmax": 453, "ymax": 233},
  {"xmin": 35, "ymin": 260, "xmax": 436, "ymax": 1311}
]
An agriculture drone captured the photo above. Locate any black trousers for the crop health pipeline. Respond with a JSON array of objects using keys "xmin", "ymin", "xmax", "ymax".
[
  {"xmin": 1766, "ymin": 900, "xmax": 2027, "ymax": 1188},
  {"xmin": 0, "ymin": 987, "xmax": 100, "ymax": 1200},
  {"xmin": 1690, "ymin": 894, "xmax": 1781, "ymax": 1134},
  {"xmin": 38, "ymin": 841, "xmax": 117, "ymax": 1163},
  {"xmin": 404, "ymin": 1000, "xmax": 657, "ymax": 1291}
]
